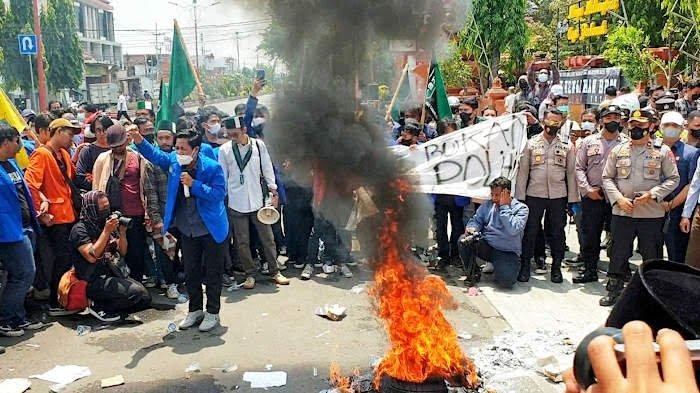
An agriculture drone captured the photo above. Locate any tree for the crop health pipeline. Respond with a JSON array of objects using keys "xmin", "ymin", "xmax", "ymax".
[
  {"xmin": 439, "ymin": 42, "xmax": 472, "ymax": 89},
  {"xmin": 41, "ymin": 0, "xmax": 83, "ymax": 91},
  {"xmin": 623, "ymin": 0, "xmax": 668, "ymax": 47},
  {"xmin": 603, "ymin": 26, "xmax": 654, "ymax": 85},
  {"xmin": 458, "ymin": 0, "xmax": 528, "ymax": 84},
  {"xmin": 0, "ymin": 1, "xmax": 36, "ymax": 91}
]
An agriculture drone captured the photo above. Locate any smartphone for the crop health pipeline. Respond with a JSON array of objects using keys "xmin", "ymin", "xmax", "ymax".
[{"xmin": 256, "ymin": 69, "xmax": 266, "ymax": 86}]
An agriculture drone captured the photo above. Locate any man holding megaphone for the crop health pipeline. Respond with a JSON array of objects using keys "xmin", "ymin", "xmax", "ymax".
[{"xmin": 218, "ymin": 115, "xmax": 290, "ymax": 290}]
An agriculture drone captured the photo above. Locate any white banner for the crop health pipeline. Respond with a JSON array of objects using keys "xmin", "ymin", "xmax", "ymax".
[{"xmin": 392, "ymin": 114, "xmax": 528, "ymax": 199}]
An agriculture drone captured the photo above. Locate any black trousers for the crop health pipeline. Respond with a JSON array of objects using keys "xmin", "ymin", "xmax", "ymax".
[
  {"xmin": 581, "ymin": 198, "xmax": 612, "ymax": 271},
  {"xmin": 39, "ymin": 223, "xmax": 74, "ymax": 307},
  {"xmin": 125, "ymin": 216, "xmax": 147, "ymax": 281},
  {"xmin": 609, "ymin": 215, "xmax": 664, "ymax": 279},
  {"xmin": 87, "ymin": 276, "xmax": 151, "ymax": 314},
  {"xmin": 458, "ymin": 238, "xmax": 519, "ymax": 288},
  {"xmin": 181, "ymin": 234, "xmax": 225, "ymax": 314},
  {"xmin": 285, "ymin": 187, "xmax": 314, "ymax": 262},
  {"xmin": 116, "ymin": 111, "xmax": 131, "ymax": 122},
  {"xmin": 434, "ymin": 200, "xmax": 464, "ymax": 260},
  {"xmin": 522, "ymin": 197, "xmax": 567, "ymax": 262},
  {"xmin": 307, "ymin": 216, "xmax": 350, "ymax": 265},
  {"xmin": 664, "ymin": 207, "xmax": 689, "ymax": 264}
]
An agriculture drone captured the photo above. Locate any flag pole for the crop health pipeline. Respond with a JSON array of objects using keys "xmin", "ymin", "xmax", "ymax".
[
  {"xmin": 173, "ymin": 19, "xmax": 206, "ymax": 107},
  {"xmin": 419, "ymin": 56, "xmax": 433, "ymax": 129},
  {"xmin": 385, "ymin": 63, "xmax": 409, "ymax": 122}
]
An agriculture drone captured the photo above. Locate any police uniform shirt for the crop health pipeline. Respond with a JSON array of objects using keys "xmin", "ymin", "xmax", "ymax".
[
  {"xmin": 602, "ymin": 141, "xmax": 680, "ymax": 218},
  {"xmin": 576, "ymin": 132, "xmax": 628, "ymax": 197},
  {"xmin": 515, "ymin": 132, "xmax": 580, "ymax": 203}
]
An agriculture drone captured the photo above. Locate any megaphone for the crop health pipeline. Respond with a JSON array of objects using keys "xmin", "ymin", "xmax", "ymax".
[{"xmin": 257, "ymin": 205, "xmax": 280, "ymax": 225}]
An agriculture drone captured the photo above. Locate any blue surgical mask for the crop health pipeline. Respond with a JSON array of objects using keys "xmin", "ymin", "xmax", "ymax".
[
  {"xmin": 557, "ymin": 105, "xmax": 569, "ymax": 114},
  {"xmin": 581, "ymin": 121, "xmax": 596, "ymax": 132}
]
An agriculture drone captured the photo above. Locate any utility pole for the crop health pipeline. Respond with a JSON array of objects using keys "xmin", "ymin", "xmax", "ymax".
[
  {"xmin": 32, "ymin": 0, "xmax": 47, "ymax": 110},
  {"xmin": 193, "ymin": 0, "xmax": 199, "ymax": 70},
  {"xmin": 235, "ymin": 31, "xmax": 240, "ymax": 72}
]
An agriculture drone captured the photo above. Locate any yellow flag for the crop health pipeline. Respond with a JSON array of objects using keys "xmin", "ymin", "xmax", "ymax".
[{"xmin": 0, "ymin": 88, "xmax": 30, "ymax": 168}]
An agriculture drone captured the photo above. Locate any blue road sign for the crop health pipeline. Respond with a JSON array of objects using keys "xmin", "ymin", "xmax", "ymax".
[{"xmin": 18, "ymin": 34, "xmax": 37, "ymax": 55}]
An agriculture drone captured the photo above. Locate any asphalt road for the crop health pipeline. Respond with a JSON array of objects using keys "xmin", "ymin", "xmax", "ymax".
[{"xmin": 184, "ymin": 95, "xmax": 275, "ymax": 116}]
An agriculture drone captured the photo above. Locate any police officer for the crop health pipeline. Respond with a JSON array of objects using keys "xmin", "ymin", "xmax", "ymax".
[
  {"xmin": 601, "ymin": 109, "xmax": 680, "ymax": 306},
  {"xmin": 573, "ymin": 105, "xmax": 628, "ymax": 283},
  {"xmin": 515, "ymin": 108, "xmax": 580, "ymax": 283}
]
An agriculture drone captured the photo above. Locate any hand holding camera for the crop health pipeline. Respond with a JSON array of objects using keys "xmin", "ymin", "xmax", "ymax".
[{"xmin": 108, "ymin": 211, "xmax": 133, "ymax": 231}]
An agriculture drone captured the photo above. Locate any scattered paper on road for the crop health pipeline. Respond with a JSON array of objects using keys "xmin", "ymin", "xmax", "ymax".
[
  {"xmin": 242, "ymin": 371, "xmax": 287, "ymax": 388},
  {"xmin": 315, "ymin": 304, "xmax": 347, "ymax": 321},
  {"xmin": 101, "ymin": 375, "xmax": 125, "ymax": 388},
  {"xmin": 0, "ymin": 378, "xmax": 31, "ymax": 393},
  {"xmin": 29, "ymin": 365, "xmax": 91, "ymax": 385}
]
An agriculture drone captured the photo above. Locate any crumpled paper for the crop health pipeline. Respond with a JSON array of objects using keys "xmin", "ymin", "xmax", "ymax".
[
  {"xmin": 0, "ymin": 378, "xmax": 31, "ymax": 393},
  {"xmin": 315, "ymin": 304, "xmax": 347, "ymax": 321},
  {"xmin": 29, "ymin": 365, "xmax": 91, "ymax": 385},
  {"xmin": 242, "ymin": 371, "xmax": 287, "ymax": 388}
]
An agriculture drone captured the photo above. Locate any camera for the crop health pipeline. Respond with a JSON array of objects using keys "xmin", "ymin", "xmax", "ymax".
[
  {"xmin": 460, "ymin": 231, "xmax": 483, "ymax": 245},
  {"xmin": 109, "ymin": 211, "xmax": 133, "ymax": 229}
]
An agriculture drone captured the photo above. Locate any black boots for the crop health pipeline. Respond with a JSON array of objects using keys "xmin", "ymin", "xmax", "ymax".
[
  {"xmin": 517, "ymin": 259, "xmax": 530, "ymax": 282},
  {"xmin": 573, "ymin": 259, "xmax": 599, "ymax": 284},
  {"xmin": 550, "ymin": 259, "xmax": 563, "ymax": 283},
  {"xmin": 600, "ymin": 278, "xmax": 624, "ymax": 306}
]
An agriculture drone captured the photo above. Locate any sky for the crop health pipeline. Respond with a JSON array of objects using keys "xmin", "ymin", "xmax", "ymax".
[{"xmin": 112, "ymin": 0, "xmax": 271, "ymax": 68}]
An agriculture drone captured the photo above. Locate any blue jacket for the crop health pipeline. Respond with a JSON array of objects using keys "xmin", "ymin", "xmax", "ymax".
[
  {"xmin": 245, "ymin": 95, "xmax": 257, "ymax": 138},
  {"xmin": 0, "ymin": 159, "xmax": 40, "ymax": 243},
  {"xmin": 466, "ymin": 199, "xmax": 529, "ymax": 256},
  {"xmin": 134, "ymin": 140, "xmax": 229, "ymax": 244},
  {"xmin": 431, "ymin": 194, "xmax": 471, "ymax": 208}
]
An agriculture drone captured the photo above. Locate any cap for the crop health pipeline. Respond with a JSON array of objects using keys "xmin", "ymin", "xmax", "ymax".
[
  {"xmin": 628, "ymin": 109, "xmax": 653, "ymax": 123},
  {"xmin": 157, "ymin": 120, "xmax": 175, "ymax": 133},
  {"xmin": 447, "ymin": 96, "xmax": 460, "ymax": 107},
  {"xmin": 223, "ymin": 116, "xmax": 244, "ymax": 130},
  {"xmin": 600, "ymin": 105, "xmax": 623, "ymax": 117},
  {"xmin": 21, "ymin": 109, "xmax": 35, "ymax": 118},
  {"xmin": 403, "ymin": 119, "xmax": 422, "ymax": 136},
  {"xmin": 550, "ymin": 84, "xmax": 564, "ymax": 97},
  {"xmin": 49, "ymin": 118, "xmax": 81, "ymax": 132},
  {"xmin": 136, "ymin": 101, "xmax": 146, "ymax": 110},
  {"xmin": 106, "ymin": 124, "xmax": 128, "ymax": 147},
  {"xmin": 660, "ymin": 111, "xmax": 684, "ymax": 126},
  {"xmin": 655, "ymin": 94, "xmax": 676, "ymax": 112}
]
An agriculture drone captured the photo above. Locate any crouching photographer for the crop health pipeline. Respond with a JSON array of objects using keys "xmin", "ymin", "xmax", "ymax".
[
  {"xmin": 69, "ymin": 191, "xmax": 151, "ymax": 322},
  {"xmin": 458, "ymin": 177, "xmax": 529, "ymax": 289}
]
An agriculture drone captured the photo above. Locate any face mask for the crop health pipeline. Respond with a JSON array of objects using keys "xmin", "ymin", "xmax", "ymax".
[
  {"xmin": 581, "ymin": 121, "xmax": 596, "ymax": 132},
  {"xmin": 143, "ymin": 134, "xmax": 155, "ymax": 144},
  {"xmin": 629, "ymin": 127, "xmax": 647, "ymax": 140},
  {"xmin": 527, "ymin": 123, "xmax": 543, "ymax": 138},
  {"xmin": 604, "ymin": 121, "xmax": 620, "ymax": 133},
  {"xmin": 692, "ymin": 93, "xmax": 700, "ymax": 101},
  {"xmin": 97, "ymin": 208, "xmax": 110, "ymax": 222},
  {"xmin": 208, "ymin": 123, "xmax": 221, "ymax": 135},
  {"xmin": 662, "ymin": 127, "xmax": 682, "ymax": 139},
  {"xmin": 176, "ymin": 153, "xmax": 193, "ymax": 166},
  {"xmin": 84, "ymin": 124, "xmax": 95, "ymax": 139},
  {"xmin": 252, "ymin": 117, "xmax": 266, "ymax": 128},
  {"xmin": 518, "ymin": 80, "xmax": 529, "ymax": 91},
  {"xmin": 459, "ymin": 112, "xmax": 471, "ymax": 124},
  {"xmin": 557, "ymin": 105, "xmax": 569, "ymax": 114},
  {"xmin": 546, "ymin": 125, "xmax": 560, "ymax": 135},
  {"xmin": 77, "ymin": 113, "xmax": 86, "ymax": 123},
  {"xmin": 537, "ymin": 73, "xmax": 549, "ymax": 83},
  {"xmin": 690, "ymin": 128, "xmax": 700, "ymax": 139}
]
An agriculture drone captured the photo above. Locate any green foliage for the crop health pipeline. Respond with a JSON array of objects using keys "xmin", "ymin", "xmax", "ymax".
[
  {"xmin": 623, "ymin": 0, "xmax": 668, "ymax": 47},
  {"xmin": 41, "ymin": 0, "xmax": 84, "ymax": 91},
  {"xmin": 0, "ymin": 1, "xmax": 36, "ymax": 91},
  {"xmin": 439, "ymin": 42, "xmax": 471, "ymax": 89},
  {"xmin": 602, "ymin": 26, "xmax": 653, "ymax": 84}
]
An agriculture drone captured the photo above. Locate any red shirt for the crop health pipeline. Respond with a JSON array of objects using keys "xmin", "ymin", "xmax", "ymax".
[{"xmin": 119, "ymin": 152, "xmax": 144, "ymax": 217}]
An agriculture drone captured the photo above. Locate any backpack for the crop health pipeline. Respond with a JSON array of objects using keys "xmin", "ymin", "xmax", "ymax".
[{"xmin": 57, "ymin": 268, "xmax": 88, "ymax": 311}]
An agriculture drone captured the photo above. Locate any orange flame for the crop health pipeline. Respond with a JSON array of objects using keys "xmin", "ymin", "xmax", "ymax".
[
  {"xmin": 329, "ymin": 362, "xmax": 352, "ymax": 393},
  {"xmin": 370, "ymin": 179, "xmax": 479, "ymax": 389}
]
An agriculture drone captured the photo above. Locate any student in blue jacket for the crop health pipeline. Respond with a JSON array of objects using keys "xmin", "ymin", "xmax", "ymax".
[
  {"xmin": 129, "ymin": 126, "xmax": 229, "ymax": 333},
  {"xmin": 0, "ymin": 124, "xmax": 42, "ymax": 337}
]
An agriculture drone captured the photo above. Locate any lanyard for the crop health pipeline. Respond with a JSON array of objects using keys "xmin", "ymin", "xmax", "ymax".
[{"xmin": 232, "ymin": 143, "xmax": 253, "ymax": 185}]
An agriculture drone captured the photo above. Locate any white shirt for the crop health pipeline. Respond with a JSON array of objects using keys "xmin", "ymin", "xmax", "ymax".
[
  {"xmin": 505, "ymin": 94, "xmax": 516, "ymax": 113},
  {"xmin": 117, "ymin": 94, "xmax": 128, "ymax": 111},
  {"xmin": 218, "ymin": 137, "xmax": 277, "ymax": 213}
]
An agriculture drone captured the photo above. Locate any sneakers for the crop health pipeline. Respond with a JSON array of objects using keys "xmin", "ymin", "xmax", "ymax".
[
  {"xmin": 534, "ymin": 257, "xmax": 548, "ymax": 274},
  {"xmin": 0, "ymin": 325, "xmax": 24, "ymax": 337},
  {"xmin": 322, "ymin": 264, "xmax": 336, "ymax": 274},
  {"xmin": 222, "ymin": 274, "xmax": 236, "ymax": 288},
  {"xmin": 242, "ymin": 276, "xmax": 256, "ymax": 290},
  {"xmin": 293, "ymin": 261, "xmax": 305, "ymax": 269},
  {"xmin": 481, "ymin": 262, "xmax": 495, "ymax": 274},
  {"xmin": 340, "ymin": 264, "xmax": 353, "ymax": 278},
  {"xmin": 198, "ymin": 312, "xmax": 220, "ymax": 332},
  {"xmin": 314, "ymin": 262, "xmax": 324, "ymax": 268},
  {"xmin": 48, "ymin": 307, "xmax": 81, "ymax": 317},
  {"xmin": 564, "ymin": 257, "xmax": 584, "ymax": 267},
  {"xmin": 277, "ymin": 261, "xmax": 288, "ymax": 271},
  {"xmin": 88, "ymin": 307, "xmax": 121, "ymax": 322},
  {"xmin": 179, "ymin": 310, "xmax": 204, "ymax": 330},
  {"xmin": 17, "ymin": 319, "xmax": 44, "ymax": 330},
  {"xmin": 573, "ymin": 271, "xmax": 599, "ymax": 284},
  {"xmin": 143, "ymin": 277, "xmax": 157, "ymax": 288},
  {"xmin": 273, "ymin": 272, "xmax": 290, "ymax": 285},
  {"xmin": 345, "ymin": 259, "xmax": 358, "ymax": 267},
  {"xmin": 166, "ymin": 284, "xmax": 181, "ymax": 299},
  {"xmin": 300, "ymin": 264, "xmax": 313, "ymax": 280}
]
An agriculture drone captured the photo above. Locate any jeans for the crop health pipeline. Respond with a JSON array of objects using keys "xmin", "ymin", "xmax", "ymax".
[
  {"xmin": 434, "ymin": 200, "xmax": 464, "ymax": 260},
  {"xmin": 609, "ymin": 215, "xmax": 664, "ymax": 279},
  {"xmin": 0, "ymin": 233, "xmax": 36, "ymax": 325},
  {"xmin": 87, "ymin": 276, "xmax": 151, "ymax": 314},
  {"xmin": 124, "ymin": 216, "xmax": 147, "ymax": 281},
  {"xmin": 284, "ymin": 187, "xmax": 314, "ymax": 262},
  {"xmin": 307, "ymin": 216, "xmax": 350, "ymax": 266},
  {"xmin": 458, "ymin": 237, "xmax": 519, "ymax": 288},
  {"xmin": 229, "ymin": 209, "xmax": 279, "ymax": 277},
  {"xmin": 685, "ymin": 207, "xmax": 700, "ymax": 269},
  {"xmin": 522, "ymin": 197, "xmax": 567, "ymax": 262},
  {"xmin": 180, "ymin": 233, "xmax": 225, "ymax": 314},
  {"xmin": 664, "ymin": 207, "xmax": 689, "ymax": 264},
  {"xmin": 581, "ymin": 198, "xmax": 612, "ymax": 272},
  {"xmin": 39, "ymin": 223, "xmax": 74, "ymax": 307}
]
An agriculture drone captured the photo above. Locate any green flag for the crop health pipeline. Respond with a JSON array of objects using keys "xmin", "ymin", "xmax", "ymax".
[
  {"xmin": 156, "ymin": 79, "xmax": 169, "ymax": 125},
  {"xmin": 390, "ymin": 66, "xmax": 411, "ymax": 122},
  {"xmin": 160, "ymin": 20, "xmax": 197, "ymax": 123},
  {"xmin": 425, "ymin": 59, "xmax": 451, "ymax": 122}
]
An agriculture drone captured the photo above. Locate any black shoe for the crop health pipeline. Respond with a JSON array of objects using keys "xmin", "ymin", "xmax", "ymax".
[
  {"xmin": 599, "ymin": 291, "xmax": 621, "ymax": 306},
  {"xmin": 564, "ymin": 257, "xmax": 584, "ymax": 267},
  {"xmin": 550, "ymin": 260, "xmax": 563, "ymax": 283},
  {"xmin": 0, "ymin": 324, "xmax": 25, "ymax": 337},
  {"xmin": 573, "ymin": 271, "xmax": 599, "ymax": 284},
  {"xmin": 17, "ymin": 319, "xmax": 45, "ymax": 331},
  {"xmin": 517, "ymin": 261, "xmax": 530, "ymax": 282},
  {"xmin": 88, "ymin": 307, "xmax": 121, "ymax": 322}
]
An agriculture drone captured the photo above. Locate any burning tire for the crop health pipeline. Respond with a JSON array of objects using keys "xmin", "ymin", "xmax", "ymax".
[{"xmin": 379, "ymin": 375, "xmax": 447, "ymax": 393}]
